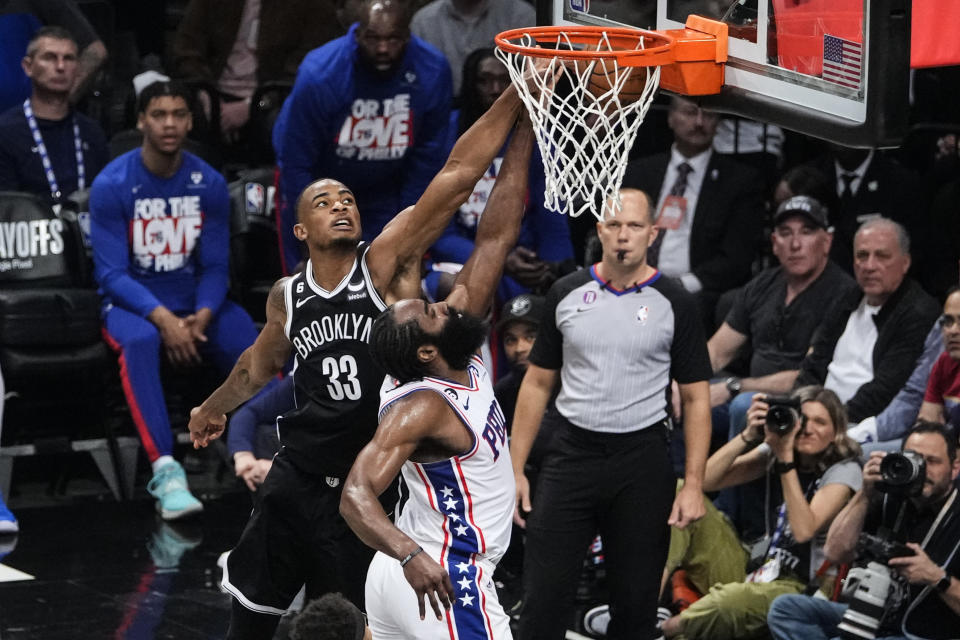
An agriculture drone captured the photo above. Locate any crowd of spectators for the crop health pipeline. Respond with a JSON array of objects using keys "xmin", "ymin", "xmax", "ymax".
[{"xmin": 0, "ymin": 1, "xmax": 959, "ymax": 638}]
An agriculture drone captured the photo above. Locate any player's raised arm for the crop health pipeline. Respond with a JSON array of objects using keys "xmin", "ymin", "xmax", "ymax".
[
  {"xmin": 340, "ymin": 392, "xmax": 456, "ymax": 622},
  {"xmin": 366, "ymin": 86, "xmax": 523, "ymax": 300},
  {"xmin": 188, "ymin": 278, "xmax": 293, "ymax": 447},
  {"xmin": 445, "ymin": 115, "xmax": 534, "ymax": 318}
]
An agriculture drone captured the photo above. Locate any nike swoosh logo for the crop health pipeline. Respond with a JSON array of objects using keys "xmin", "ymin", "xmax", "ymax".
[
  {"xmin": 347, "ymin": 281, "xmax": 365, "ymax": 292},
  {"xmin": 463, "ymin": 396, "xmax": 470, "ymax": 410},
  {"xmin": 295, "ymin": 295, "xmax": 317, "ymax": 308}
]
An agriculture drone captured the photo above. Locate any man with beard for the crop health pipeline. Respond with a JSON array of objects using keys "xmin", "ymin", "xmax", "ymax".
[
  {"xmin": 338, "ymin": 112, "xmax": 534, "ymax": 640},
  {"xmin": 271, "ymin": 0, "xmax": 452, "ymax": 273},
  {"xmin": 767, "ymin": 421, "xmax": 960, "ymax": 640},
  {"xmin": 187, "ymin": 77, "xmax": 526, "ymax": 638}
]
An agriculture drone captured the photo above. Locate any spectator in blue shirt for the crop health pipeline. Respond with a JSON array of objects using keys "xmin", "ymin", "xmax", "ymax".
[
  {"xmin": 228, "ymin": 375, "xmax": 292, "ymax": 492},
  {"xmin": 90, "ymin": 81, "xmax": 270, "ymax": 521},
  {"xmin": 272, "ymin": 0, "xmax": 452, "ymax": 273}
]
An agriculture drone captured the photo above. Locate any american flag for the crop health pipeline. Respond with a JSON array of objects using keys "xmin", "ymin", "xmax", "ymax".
[{"xmin": 822, "ymin": 34, "xmax": 862, "ymax": 90}]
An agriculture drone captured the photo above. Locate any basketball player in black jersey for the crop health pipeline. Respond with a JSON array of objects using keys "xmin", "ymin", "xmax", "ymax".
[
  {"xmin": 187, "ymin": 84, "xmax": 526, "ymax": 639},
  {"xmin": 339, "ymin": 114, "xmax": 534, "ymax": 639}
]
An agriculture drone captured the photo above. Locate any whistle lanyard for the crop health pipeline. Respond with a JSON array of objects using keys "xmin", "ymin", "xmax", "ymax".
[{"xmin": 23, "ymin": 98, "xmax": 85, "ymax": 202}]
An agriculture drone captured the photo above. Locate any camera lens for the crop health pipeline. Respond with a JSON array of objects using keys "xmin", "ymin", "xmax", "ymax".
[
  {"xmin": 765, "ymin": 406, "xmax": 797, "ymax": 435},
  {"xmin": 880, "ymin": 453, "xmax": 920, "ymax": 485}
]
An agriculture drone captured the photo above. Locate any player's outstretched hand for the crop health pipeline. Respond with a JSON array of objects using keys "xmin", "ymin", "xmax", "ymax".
[
  {"xmin": 402, "ymin": 552, "xmax": 454, "ymax": 621},
  {"xmin": 188, "ymin": 406, "xmax": 226, "ymax": 448},
  {"xmin": 667, "ymin": 482, "xmax": 705, "ymax": 530}
]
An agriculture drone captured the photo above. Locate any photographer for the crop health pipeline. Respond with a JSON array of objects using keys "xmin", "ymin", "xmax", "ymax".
[
  {"xmin": 654, "ymin": 387, "xmax": 862, "ymax": 639},
  {"xmin": 767, "ymin": 421, "xmax": 960, "ymax": 640}
]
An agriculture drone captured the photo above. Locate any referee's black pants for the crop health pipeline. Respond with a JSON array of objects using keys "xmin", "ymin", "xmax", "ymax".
[{"xmin": 519, "ymin": 419, "xmax": 674, "ymax": 640}]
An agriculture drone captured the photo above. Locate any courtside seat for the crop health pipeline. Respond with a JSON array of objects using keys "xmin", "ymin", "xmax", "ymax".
[
  {"xmin": 0, "ymin": 191, "xmax": 137, "ymax": 502},
  {"xmin": 228, "ymin": 167, "xmax": 283, "ymax": 324}
]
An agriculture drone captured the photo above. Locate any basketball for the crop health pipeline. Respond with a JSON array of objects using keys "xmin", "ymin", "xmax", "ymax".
[{"xmin": 582, "ymin": 59, "xmax": 650, "ymax": 105}]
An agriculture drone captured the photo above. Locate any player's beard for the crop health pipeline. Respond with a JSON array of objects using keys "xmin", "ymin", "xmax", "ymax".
[
  {"xmin": 325, "ymin": 234, "xmax": 361, "ymax": 251},
  {"xmin": 434, "ymin": 308, "xmax": 488, "ymax": 371}
]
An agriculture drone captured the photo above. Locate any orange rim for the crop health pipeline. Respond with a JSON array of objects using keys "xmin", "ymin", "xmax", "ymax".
[{"xmin": 495, "ymin": 25, "xmax": 676, "ymax": 68}]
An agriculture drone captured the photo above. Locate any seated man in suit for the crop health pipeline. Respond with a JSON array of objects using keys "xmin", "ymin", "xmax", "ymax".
[
  {"xmin": 807, "ymin": 145, "xmax": 925, "ymax": 276},
  {"xmin": 622, "ymin": 96, "xmax": 765, "ymax": 331}
]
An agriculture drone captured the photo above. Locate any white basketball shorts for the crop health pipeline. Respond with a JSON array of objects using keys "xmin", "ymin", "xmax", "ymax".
[{"xmin": 365, "ymin": 550, "xmax": 513, "ymax": 640}]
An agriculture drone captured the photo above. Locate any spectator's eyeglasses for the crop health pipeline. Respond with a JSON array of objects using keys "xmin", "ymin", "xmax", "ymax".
[{"xmin": 939, "ymin": 314, "xmax": 960, "ymax": 329}]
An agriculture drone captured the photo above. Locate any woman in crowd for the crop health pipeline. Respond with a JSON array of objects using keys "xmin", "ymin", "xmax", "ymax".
[{"xmin": 657, "ymin": 386, "xmax": 862, "ymax": 640}]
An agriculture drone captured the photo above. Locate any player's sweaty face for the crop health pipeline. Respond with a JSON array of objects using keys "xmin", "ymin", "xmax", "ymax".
[{"xmin": 299, "ymin": 180, "xmax": 362, "ymax": 246}]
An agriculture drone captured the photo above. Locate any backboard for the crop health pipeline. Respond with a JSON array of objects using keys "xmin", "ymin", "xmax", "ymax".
[{"xmin": 537, "ymin": 0, "xmax": 912, "ymax": 147}]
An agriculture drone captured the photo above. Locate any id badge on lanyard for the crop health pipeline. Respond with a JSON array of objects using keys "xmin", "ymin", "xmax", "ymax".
[
  {"xmin": 656, "ymin": 195, "xmax": 688, "ymax": 230},
  {"xmin": 745, "ymin": 501, "xmax": 788, "ymax": 584},
  {"xmin": 23, "ymin": 98, "xmax": 85, "ymax": 213}
]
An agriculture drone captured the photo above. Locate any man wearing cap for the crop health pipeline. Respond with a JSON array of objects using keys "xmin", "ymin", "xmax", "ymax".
[
  {"xmin": 494, "ymin": 293, "xmax": 544, "ymax": 430},
  {"xmin": 707, "ymin": 195, "xmax": 858, "ymax": 536},
  {"xmin": 709, "ymin": 196, "xmax": 857, "ymax": 415}
]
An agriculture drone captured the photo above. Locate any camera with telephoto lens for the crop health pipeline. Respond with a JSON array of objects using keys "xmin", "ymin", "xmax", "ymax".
[
  {"xmin": 837, "ymin": 532, "xmax": 913, "ymax": 640},
  {"xmin": 763, "ymin": 395, "xmax": 802, "ymax": 435},
  {"xmin": 876, "ymin": 450, "xmax": 927, "ymax": 496}
]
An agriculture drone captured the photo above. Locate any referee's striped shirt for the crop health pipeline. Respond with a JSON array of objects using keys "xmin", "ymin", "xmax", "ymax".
[{"xmin": 529, "ymin": 266, "xmax": 711, "ymax": 434}]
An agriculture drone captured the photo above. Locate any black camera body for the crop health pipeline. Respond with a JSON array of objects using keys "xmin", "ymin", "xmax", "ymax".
[
  {"xmin": 857, "ymin": 532, "xmax": 915, "ymax": 563},
  {"xmin": 764, "ymin": 395, "xmax": 802, "ymax": 435},
  {"xmin": 876, "ymin": 450, "xmax": 926, "ymax": 497}
]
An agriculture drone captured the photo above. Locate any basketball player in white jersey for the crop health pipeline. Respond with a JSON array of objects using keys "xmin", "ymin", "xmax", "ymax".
[{"xmin": 339, "ymin": 115, "xmax": 535, "ymax": 640}]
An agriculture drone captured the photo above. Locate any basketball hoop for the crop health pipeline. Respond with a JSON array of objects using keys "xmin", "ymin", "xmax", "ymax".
[{"xmin": 495, "ymin": 18, "xmax": 727, "ymax": 221}]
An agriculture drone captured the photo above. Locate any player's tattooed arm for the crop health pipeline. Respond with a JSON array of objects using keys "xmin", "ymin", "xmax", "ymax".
[{"xmin": 188, "ymin": 277, "xmax": 293, "ymax": 448}]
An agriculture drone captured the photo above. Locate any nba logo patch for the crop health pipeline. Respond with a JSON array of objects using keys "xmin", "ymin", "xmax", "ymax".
[
  {"xmin": 190, "ymin": 171, "xmax": 203, "ymax": 184},
  {"xmin": 636, "ymin": 305, "xmax": 649, "ymax": 324},
  {"xmin": 583, "ymin": 290, "xmax": 597, "ymax": 305},
  {"xmin": 569, "ymin": 0, "xmax": 589, "ymax": 13},
  {"xmin": 245, "ymin": 182, "xmax": 265, "ymax": 214}
]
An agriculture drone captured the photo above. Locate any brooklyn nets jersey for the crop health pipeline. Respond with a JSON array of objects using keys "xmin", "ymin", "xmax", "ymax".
[
  {"xmin": 279, "ymin": 242, "xmax": 387, "ymax": 476},
  {"xmin": 379, "ymin": 355, "xmax": 515, "ymax": 570}
]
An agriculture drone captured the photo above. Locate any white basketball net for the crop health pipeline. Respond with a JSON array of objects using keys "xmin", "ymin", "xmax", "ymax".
[{"xmin": 496, "ymin": 31, "xmax": 661, "ymax": 220}]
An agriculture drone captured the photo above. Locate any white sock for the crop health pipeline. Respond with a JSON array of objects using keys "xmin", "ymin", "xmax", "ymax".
[{"xmin": 152, "ymin": 455, "xmax": 176, "ymax": 474}]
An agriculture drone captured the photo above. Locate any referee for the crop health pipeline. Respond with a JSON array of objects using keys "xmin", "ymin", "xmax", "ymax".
[{"xmin": 510, "ymin": 188, "xmax": 712, "ymax": 640}]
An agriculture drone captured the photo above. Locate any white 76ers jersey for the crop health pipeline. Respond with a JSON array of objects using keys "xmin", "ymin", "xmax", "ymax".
[{"xmin": 379, "ymin": 355, "xmax": 516, "ymax": 570}]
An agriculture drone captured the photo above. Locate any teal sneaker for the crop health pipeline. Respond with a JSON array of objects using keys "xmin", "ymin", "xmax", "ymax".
[
  {"xmin": 147, "ymin": 461, "xmax": 203, "ymax": 521},
  {"xmin": 0, "ymin": 495, "xmax": 17, "ymax": 534},
  {"xmin": 147, "ymin": 520, "xmax": 202, "ymax": 569}
]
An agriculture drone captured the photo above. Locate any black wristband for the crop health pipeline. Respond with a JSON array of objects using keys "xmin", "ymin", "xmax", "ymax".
[
  {"xmin": 400, "ymin": 546, "xmax": 424, "ymax": 567},
  {"xmin": 774, "ymin": 460, "xmax": 797, "ymax": 475},
  {"xmin": 936, "ymin": 573, "xmax": 952, "ymax": 593}
]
